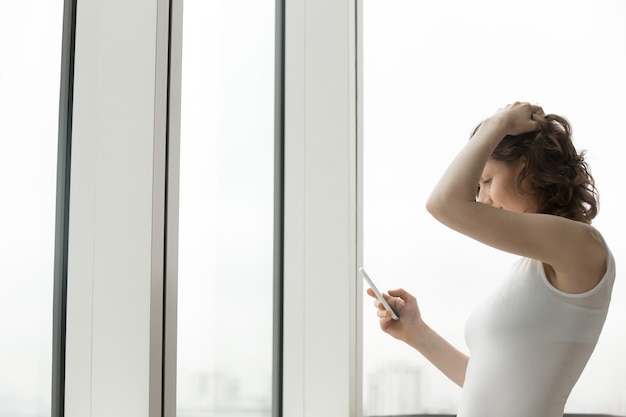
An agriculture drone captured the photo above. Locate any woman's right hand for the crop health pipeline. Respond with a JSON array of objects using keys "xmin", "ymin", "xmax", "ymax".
[
  {"xmin": 368, "ymin": 287, "xmax": 470, "ymax": 387},
  {"xmin": 367, "ymin": 287, "xmax": 423, "ymax": 343},
  {"xmin": 489, "ymin": 101, "xmax": 543, "ymax": 137}
]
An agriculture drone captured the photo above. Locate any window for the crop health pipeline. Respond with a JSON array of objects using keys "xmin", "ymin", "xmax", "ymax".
[
  {"xmin": 0, "ymin": 2, "xmax": 64, "ymax": 416},
  {"xmin": 176, "ymin": 1, "xmax": 277, "ymax": 415},
  {"xmin": 362, "ymin": 0, "xmax": 626, "ymax": 414}
]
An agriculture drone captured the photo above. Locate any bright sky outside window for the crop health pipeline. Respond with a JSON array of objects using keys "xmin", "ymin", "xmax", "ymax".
[
  {"xmin": 0, "ymin": 2, "xmax": 63, "ymax": 416},
  {"xmin": 362, "ymin": 1, "xmax": 626, "ymax": 414},
  {"xmin": 176, "ymin": 1, "xmax": 276, "ymax": 415}
]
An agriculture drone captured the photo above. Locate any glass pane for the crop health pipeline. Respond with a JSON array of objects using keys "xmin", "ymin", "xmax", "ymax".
[
  {"xmin": 0, "ymin": 2, "xmax": 64, "ymax": 416},
  {"xmin": 363, "ymin": 0, "xmax": 626, "ymax": 415},
  {"xmin": 177, "ymin": 1, "xmax": 275, "ymax": 416}
]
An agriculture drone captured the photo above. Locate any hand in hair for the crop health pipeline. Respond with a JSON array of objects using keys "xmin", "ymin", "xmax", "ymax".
[{"xmin": 490, "ymin": 101, "xmax": 544, "ymax": 137}]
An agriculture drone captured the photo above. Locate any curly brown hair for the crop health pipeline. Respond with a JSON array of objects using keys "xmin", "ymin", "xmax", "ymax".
[{"xmin": 488, "ymin": 114, "xmax": 599, "ymax": 224}]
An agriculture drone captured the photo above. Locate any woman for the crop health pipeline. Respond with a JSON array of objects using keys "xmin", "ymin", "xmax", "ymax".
[{"xmin": 368, "ymin": 102, "xmax": 616, "ymax": 416}]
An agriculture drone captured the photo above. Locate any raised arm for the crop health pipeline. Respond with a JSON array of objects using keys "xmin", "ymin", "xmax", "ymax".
[
  {"xmin": 425, "ymin": 102, "xmax": 605, "ymax": 294},
  {"xmin": 368, "ymin": 288, "xmax": 469, "ymax": 387},
  {"xmin": 426, "ymin": 102, "xmax": 541, "ymax": 212}
]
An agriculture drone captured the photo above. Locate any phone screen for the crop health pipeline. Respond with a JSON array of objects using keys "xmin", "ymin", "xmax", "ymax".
[{"xmin": 359, "ymin": 267, "xmax": 399, "ymax": 320}]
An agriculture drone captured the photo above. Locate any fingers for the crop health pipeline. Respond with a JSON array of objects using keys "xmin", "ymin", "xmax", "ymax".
[
  {"xmin": 493, "ymin": 101, "xmax": 543, "ymax": 136},
  {"xmin": 366, "ymin": 288, "xmax": 386, "ymax": 309},
  {"xmin": 377, "ymin": 306, "xmax": 392, "ymax": 319},
  {"xmin": 387, "ymin": 288, "xmax": 415, "ymax": 302},
  {"xmin": 503, "ymin": 101, "xmax": 542, "ymax": 114},
  {"xmin": 515, "ymin": 101, "xmax": 544, "ymax": 117},
  {"xmin": 526, "ymin": 103, "xmax": 544, "ymax": 120},
  {"xmin": 367, "ymin": 287, "xmax": 396, "ymax": 304},
  {"xmin": 530, "ymin": 105, "xmax": 545, "ymax": 121},
  {"xmin": 368, "ymin": 286, "xmax": 414, "ymax": 303}
]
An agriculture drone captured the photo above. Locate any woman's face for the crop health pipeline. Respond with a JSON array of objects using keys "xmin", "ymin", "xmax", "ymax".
[{"xmin": 477, "ymin": 158, "xmax": 539, "ymax": 213}]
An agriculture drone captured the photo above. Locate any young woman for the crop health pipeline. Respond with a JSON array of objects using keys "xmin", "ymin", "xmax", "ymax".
[{"xmin": 368, "ymin": 102, "xmax": 616, "ymax": 416}]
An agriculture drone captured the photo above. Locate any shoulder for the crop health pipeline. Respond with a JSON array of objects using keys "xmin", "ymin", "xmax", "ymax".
[{"xmin": 547, "ymin": 224, "xmax": 608, "ymax": 294}]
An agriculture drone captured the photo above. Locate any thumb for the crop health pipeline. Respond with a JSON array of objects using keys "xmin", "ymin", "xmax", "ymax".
[{"xmin": 387, "ymin": 288, "xmax": 413, "ymax": 302}]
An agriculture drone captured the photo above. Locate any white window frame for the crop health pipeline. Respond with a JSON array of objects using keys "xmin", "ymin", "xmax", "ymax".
[
  {"xmin": 282, "ymin": 0, "xmax": 362, "ymax": 415},
  {"xmin": 63, "ymin": 0, "xmax": 182, "ymax": 415},
  {"xmin": 63, "ymin": 0, "xmax": 363, "ymax": 415}
]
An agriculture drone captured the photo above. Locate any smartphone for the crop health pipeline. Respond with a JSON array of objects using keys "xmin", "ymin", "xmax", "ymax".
[{"xmin": 359, "ymin": 267, "xmax": 399, "ymax": 320}]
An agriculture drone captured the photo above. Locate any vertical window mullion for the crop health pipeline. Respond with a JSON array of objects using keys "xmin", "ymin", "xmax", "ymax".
[
  {"xmin": 64, "ymin": 0, "xmax": 171, "ymax": 415},
  {"xmin": 163, "ymin": 0, "xmax": 183, "ymax": 415},
  {"xmin": 52, "ymin": 0, "xmax": 78, "ymax": 415},
  {"xmin": 274, "ymin": 0, "xmax": 286, "ymax": 416},
  {"xmin": 282, "ymin": 0, "xmax": 360, "ymax": 415}
]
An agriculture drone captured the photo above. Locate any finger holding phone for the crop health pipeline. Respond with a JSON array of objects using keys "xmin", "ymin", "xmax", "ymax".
[{"xmin": 361, "ymin": 268, "xmax": 423, "ymax": 344}]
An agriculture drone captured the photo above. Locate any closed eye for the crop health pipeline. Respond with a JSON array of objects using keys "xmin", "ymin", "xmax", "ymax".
[{"xmin": 476, "ymin": 179, "xmax": 491, "ymax": 199}]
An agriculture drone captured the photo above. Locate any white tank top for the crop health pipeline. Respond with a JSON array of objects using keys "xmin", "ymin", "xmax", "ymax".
[{"xmin": 459, "ymin": 239, "xmax": 616, "ymax": 417}]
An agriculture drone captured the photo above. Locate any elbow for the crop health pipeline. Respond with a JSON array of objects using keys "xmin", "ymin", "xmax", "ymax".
[
  {"xmin": 426, "ymin": 192, "xmax": 463, "ymax": 227},
  {"xmin": 425, "ymin": 196, "xmax": 436, "ymax": 217},
  {"xmin": 427, "ymin": 188, "xmax": 477, "ymax": 224},
  {"xmin": 425, "ymin": 192, "xmax": 445, "ymax": 220}
]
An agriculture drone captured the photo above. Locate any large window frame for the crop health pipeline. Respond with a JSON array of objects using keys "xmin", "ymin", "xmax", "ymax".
[
  {"xmin": 63, "ymin": 0, "xmax": 181, "ymax": 414},
  {"xmin": 62, "ymin": 0, "xmax": 361, "ymax": 415}
]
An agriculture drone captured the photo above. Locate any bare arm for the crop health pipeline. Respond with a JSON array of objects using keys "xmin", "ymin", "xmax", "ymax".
[
  {"xmin": 426, "ymin": 102, "xmax": 605, "ymax": 293},
  {"xmin": 368, "ymin": 288, "xmax": 469, "ymax": 387}
]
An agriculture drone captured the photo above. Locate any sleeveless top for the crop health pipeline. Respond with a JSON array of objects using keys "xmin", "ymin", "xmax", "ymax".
[{"xmin": 459, "ymin": 238, "xmax": 616, "ymax": 417}]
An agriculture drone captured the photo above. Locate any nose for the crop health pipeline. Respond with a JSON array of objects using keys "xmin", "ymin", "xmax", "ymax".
[{"xmin": 476, "ymin": 187, "xmax": 492, "ymax": 205}]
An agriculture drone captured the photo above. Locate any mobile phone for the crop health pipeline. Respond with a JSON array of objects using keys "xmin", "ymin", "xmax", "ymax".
[{"xmin": 359, "ymin": 267, "xmax": 399, "ymax": 320}]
